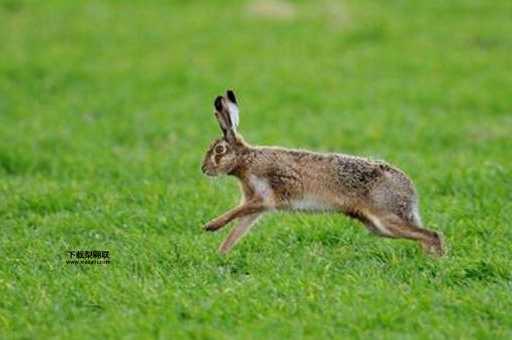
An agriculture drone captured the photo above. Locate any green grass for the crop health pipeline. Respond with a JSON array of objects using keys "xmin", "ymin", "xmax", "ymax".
[{"xmin": 1, "ymin": 0, "xmax": 512, "ymax": 338}]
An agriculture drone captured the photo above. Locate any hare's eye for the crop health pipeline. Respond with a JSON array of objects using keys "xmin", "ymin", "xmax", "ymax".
[{"xmin": 215, "ymin": 145, "xmax": 225, "ymax": 154}]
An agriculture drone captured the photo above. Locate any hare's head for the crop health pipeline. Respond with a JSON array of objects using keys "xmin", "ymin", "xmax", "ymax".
[{"xmin": 201, "ymin": 90, "xmax": 247, "ymax": 177}]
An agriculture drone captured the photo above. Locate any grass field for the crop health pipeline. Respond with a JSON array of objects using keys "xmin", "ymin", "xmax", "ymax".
[{"xmin": 1, "ymin": 0, "xmax": 512, "ymax": 338}]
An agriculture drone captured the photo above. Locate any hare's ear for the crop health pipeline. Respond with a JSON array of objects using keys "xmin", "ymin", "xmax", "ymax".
[
  {"xmin": 226, "ymin": 90, "xmax": 237, "ymax": 104},
  {"xmin": 214, "ymin": 95, "xmax": 236, "ymax": 142},
  {"xmin": 225, "ymin": 90, "xmax": 239, "ymax": 131}
]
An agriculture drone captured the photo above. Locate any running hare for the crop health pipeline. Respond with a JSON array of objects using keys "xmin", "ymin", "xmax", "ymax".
[{"xmin": 201, "ymin": 90, "xmax": 444, "ymax": 256}]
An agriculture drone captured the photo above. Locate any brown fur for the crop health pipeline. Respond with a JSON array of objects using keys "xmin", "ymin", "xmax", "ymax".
[{"xmin": 202, "ymin": 90, "xmax": 445, "ymax": 256}]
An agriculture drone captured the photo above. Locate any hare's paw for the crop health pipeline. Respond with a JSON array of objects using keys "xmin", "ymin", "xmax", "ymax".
[{"xmin": 204, "ymin": 220, "xmax": 223, "ymax": 232}]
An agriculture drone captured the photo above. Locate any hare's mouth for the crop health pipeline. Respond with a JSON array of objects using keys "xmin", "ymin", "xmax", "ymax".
[{"xmin": 201, "ymin": 165, "xmax": 216, "ymax": 177}]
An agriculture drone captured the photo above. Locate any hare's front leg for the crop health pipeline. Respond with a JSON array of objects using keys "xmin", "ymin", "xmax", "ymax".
[
  {"xmin": 204, "ymin": 201, "xmax": 265, "ymax": 231},
  {"xmin": 218, "ymin": 213, "xmax": 262, "ymax": 254}
]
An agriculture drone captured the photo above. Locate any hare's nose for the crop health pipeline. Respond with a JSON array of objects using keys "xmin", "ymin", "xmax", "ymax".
[{"xmin": 201, "ymin": 164, "xmax": 207, "ymax": 173}]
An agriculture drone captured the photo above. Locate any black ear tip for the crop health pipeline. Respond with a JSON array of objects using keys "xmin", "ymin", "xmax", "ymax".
[
  {"xmin": 214, "ymin": 96, "xmax": 223, "ymax": 111},
  {"xmin": 226, "ymin": 90, "xmax": 237, "ymax": 104}
]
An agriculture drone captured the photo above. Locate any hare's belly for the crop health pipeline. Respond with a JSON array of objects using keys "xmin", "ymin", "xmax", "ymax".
[{"xmin": 290, "ymin": 195, "xmax": 337, "ymax": 212}]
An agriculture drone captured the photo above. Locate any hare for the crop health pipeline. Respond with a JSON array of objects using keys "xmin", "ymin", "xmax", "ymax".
[{"xmin": 201, "ymin": 90, "xmax": 445, "ymax": 256}]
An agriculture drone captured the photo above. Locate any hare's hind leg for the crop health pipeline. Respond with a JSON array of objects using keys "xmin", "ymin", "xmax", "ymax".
[
  {"xmin": 364, "ymin": 212, "xmax": 444, "ymax": 256},
  {"xmin": 347, "ymin": 211, "xmax": 389, "ymax": 237}
]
